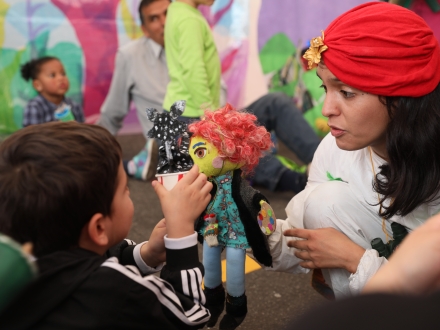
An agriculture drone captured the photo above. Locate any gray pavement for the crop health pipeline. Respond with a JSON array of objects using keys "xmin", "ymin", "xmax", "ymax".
[{"xmin": 117, "ymin": 133, "xmax": 326, "ymax": 330}]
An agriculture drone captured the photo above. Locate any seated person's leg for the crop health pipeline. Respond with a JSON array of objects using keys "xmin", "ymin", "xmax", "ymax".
[
  {"xmin": 251, "ymin": 155, "xmax": 307, "ymax": 193},
  {"xmin": 247, "ymin": 93, "xmax": 320, "ymax": 192},
  {"xmin": 247, "ymin": 92, "xmax": 320, "ymax": 164}
]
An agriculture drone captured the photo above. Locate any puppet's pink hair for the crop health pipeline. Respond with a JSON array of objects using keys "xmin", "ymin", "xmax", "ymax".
[{"xmin": 188, "ymin": 104, "xmax": 272, "ymax": 174}]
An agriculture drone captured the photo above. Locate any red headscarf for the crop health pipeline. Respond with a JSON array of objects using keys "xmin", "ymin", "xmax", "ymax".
[{"xmin": 321, "ymin": 2, "xmax": 440, "ymax": 97}]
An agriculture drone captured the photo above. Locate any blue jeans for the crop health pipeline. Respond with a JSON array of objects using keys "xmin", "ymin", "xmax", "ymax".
[
  {"xmin": 203, "ymin": 242, "xmax": 246, "ymax": 297},
  {"xmin": 248, "ymin": 93, "xmax": 321, "ymax": 191}
]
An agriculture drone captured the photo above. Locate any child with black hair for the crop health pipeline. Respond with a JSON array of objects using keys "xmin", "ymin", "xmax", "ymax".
[
  {"xmin": 0, "ymin": 121, "xmax": 212, "ymax": 329},
  {"xmin": 21, "ymin": 56, "xmax": 84, "ymax": 126}
]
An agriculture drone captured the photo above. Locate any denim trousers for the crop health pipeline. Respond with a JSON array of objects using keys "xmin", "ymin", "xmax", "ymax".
[
  {"xmin": 203, "ymin": 242, "xmax": 246, "ymax": 297},
  {"xmin": 247, "ymin": 93, "xmax": 321, "ymax": 191}
]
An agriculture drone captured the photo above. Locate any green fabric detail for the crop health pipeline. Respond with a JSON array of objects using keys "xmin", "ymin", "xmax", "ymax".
[
  {"xmin": 326, "ymin": 171, "xmax": 345, "ymax": 182},
  {"xmin": 276, "ymin": 155, "xmax": 307, "ymax": 173},
  {"xmin": 163, "ymin": 1, "xmax": 221, "ymax": 117},
  {"xmin": 200, "ymin": 171, "xmax": 250, "ymax": 249}
]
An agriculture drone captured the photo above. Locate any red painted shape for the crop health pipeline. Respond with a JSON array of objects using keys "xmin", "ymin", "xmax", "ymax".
[
  {"xmin": 221, "ymin": 47, "xmax": 240, "ymax": 73},
  {"xmin": 51, "ymin": 0, "xmax": 119, "ymax": 117}
]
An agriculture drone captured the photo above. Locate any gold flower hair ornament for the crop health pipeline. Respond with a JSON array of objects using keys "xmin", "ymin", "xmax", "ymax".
[{"xmin": 303, "ymin": 30, "xmax": 328, "ymax": 69}]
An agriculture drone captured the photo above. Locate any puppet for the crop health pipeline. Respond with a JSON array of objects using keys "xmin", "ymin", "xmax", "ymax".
[{"xmin": 188, "ymin": 104, "xmax": 276, "ymax": 330}]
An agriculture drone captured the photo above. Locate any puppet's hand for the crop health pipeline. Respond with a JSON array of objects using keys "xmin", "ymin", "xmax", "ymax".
[{"xmin": 258, "ymin": 200, "xmax": 276, "ymax": 235}]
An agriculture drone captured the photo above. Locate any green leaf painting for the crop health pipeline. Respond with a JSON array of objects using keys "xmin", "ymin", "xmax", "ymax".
[{"xmin": 259, "ymin": 33, "xmax": 300, "ymax": 97}]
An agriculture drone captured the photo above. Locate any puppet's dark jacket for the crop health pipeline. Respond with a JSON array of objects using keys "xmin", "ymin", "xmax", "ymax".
[{"xmin": 195, "ymin": 169, "xmax": 273, "ymax": 267}]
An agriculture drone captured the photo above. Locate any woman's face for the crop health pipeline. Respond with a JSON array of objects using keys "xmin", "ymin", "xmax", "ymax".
[{"xmin": 318, "ymin": 63, "xmax": 390, "ymax": 158}]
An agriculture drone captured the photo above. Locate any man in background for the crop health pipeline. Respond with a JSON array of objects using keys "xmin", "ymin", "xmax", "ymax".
[
  {"xmin": 98, "ymin": 0, "xmax": 169, "ymax": 181},
  {"xmin": 98, "ymin": 0, "xmax": 320, "ymax": 194}
]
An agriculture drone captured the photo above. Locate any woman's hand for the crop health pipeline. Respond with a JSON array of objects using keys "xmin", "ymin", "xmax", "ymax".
[{"xmin": 285, "ymin": 227, "xmax": 365, "ymax": 273}]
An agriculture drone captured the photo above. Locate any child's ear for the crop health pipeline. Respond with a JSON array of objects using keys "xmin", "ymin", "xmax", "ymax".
[
  {"xmin": 84, "ymin": 213, "xmax": 110, "ymax": 247},
  {"xmin": 32, "ymin": 80, "xmax": 43, "ymax": 92}
]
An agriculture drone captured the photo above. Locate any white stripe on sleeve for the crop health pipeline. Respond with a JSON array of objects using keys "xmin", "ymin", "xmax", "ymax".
[{"xmin": 101, "ymin": 258, "xmax": 210, "ymax": 326}]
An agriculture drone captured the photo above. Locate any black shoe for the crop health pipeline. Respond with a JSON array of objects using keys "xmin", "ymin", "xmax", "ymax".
[
  {"xmin": 219, "ymin": 293, "xmax": 247, "ymax": 330},
  {"xmin": 204, "ymin": 284, "xmax": 225, "ymax": 328}
]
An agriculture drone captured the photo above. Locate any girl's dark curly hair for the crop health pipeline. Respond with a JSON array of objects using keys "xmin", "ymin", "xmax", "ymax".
[{"xmin": 20, "ymin": 56, "xmax": 58, "ymax": 81}]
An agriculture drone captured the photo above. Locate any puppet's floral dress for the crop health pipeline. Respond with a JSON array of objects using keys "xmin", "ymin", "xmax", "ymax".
[{"xmin": 199, "ymin": 171, "xmax": 250, "ymax": 249}]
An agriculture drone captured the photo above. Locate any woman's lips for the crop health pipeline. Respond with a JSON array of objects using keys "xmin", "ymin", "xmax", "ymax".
[{"xmin": 329, "ymin": 126, "xmax": 345, "ymax": 137}]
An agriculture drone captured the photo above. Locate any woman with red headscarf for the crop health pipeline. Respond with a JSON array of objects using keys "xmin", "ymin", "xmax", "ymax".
[{"xmin": 267, "ymin": 1, "xmax": 440, "ymax": 299}]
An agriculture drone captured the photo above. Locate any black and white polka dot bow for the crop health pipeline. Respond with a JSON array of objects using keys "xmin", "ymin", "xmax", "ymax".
[{"xmin": 146, "ymin": 100, "xmax": 194, "ymax": 174}]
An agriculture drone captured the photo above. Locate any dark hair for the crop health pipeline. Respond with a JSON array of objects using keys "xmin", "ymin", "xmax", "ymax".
[
  {"xmin": 20, "ymin": 56, "xmax": 59, "ymax": 81},
  {"xmin": 138, "ymin": 0, "xmax": 169, "ymax": 25},
  {"xmin": 0, "ymin": 121, "xmax": 122, "ymax": 257},
  {"xmin": 374, "ymin": 83, "xmax": 440, "ymax": 219}
]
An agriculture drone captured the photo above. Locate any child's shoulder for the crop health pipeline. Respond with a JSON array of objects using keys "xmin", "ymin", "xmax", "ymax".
[{"xmin": 25, "ymin": 94, "xmax": 46, "ymax": 108}]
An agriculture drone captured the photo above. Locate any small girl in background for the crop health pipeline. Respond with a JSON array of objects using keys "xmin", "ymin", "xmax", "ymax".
[{"xmin": 21, "ymin": 56, "xmax": 84, "ymax": 126}]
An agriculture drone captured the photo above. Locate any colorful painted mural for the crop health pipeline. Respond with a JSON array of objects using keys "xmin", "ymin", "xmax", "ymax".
[
  {"xmin": 1, "ymin": 0, "xmax": 438, "ymax": 136},
  {"xmin": 0, "ymin": 0, "xmax": 251, "ymax": 135},
  {"xmin": 0, "ymin": 0, "xmax": 124, "ymax": 134}
]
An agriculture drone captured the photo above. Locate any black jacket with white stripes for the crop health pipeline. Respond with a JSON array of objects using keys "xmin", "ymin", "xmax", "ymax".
[{"xmin": 0, "ymin": 238, "xmax": 210, "ymax": 329}]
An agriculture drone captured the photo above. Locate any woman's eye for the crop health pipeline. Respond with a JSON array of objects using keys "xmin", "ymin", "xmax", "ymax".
[
  {"xmin": 320, "ymin": 84, "xmax": 327, "ymax": 93},
  {"xmin": 341, "ymin": 90, "xmax": 355, "ymax": 98},
  {"xmin": 194, "ymin": 147, "xmax": 207, "ymax": 158}
]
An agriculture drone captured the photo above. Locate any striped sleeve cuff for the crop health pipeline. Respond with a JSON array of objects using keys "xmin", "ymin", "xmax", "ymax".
[
  {"xmin": 133, "ymin": 241, "xmax": 164, "ymax": 275},
  {"xmin": 164, "ymin": 232, "xmax": 198, "ymax": 250}
]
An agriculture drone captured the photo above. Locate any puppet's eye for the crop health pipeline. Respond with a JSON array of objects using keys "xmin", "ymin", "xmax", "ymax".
[{"xmin": 194, "ymin": 147, "xmax": 207, "ymax": 158}]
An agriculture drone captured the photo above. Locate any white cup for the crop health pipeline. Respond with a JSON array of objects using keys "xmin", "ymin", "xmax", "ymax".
[{"xmin": 155, "ymin": 171, "xmax": 188, "ymax": 190}]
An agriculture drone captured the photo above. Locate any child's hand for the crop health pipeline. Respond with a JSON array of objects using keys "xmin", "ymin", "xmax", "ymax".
[
  {"xmin": 152, "ymin": 165, "xmax": 212, "ymax": 238},
  {"xmin": 140, "ymin": 218, "xmax": 167, "ymax": 267}
]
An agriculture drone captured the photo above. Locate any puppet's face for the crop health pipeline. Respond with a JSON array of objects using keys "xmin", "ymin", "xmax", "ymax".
[{"xmin": 189, "ymin": 136, "xmax": 240, "ymax": 177}]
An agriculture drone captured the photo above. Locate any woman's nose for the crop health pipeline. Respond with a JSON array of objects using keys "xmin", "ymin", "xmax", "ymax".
[{"xmin": 321, "ymin": 94, "xmax": 338, "ymax": 118}]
